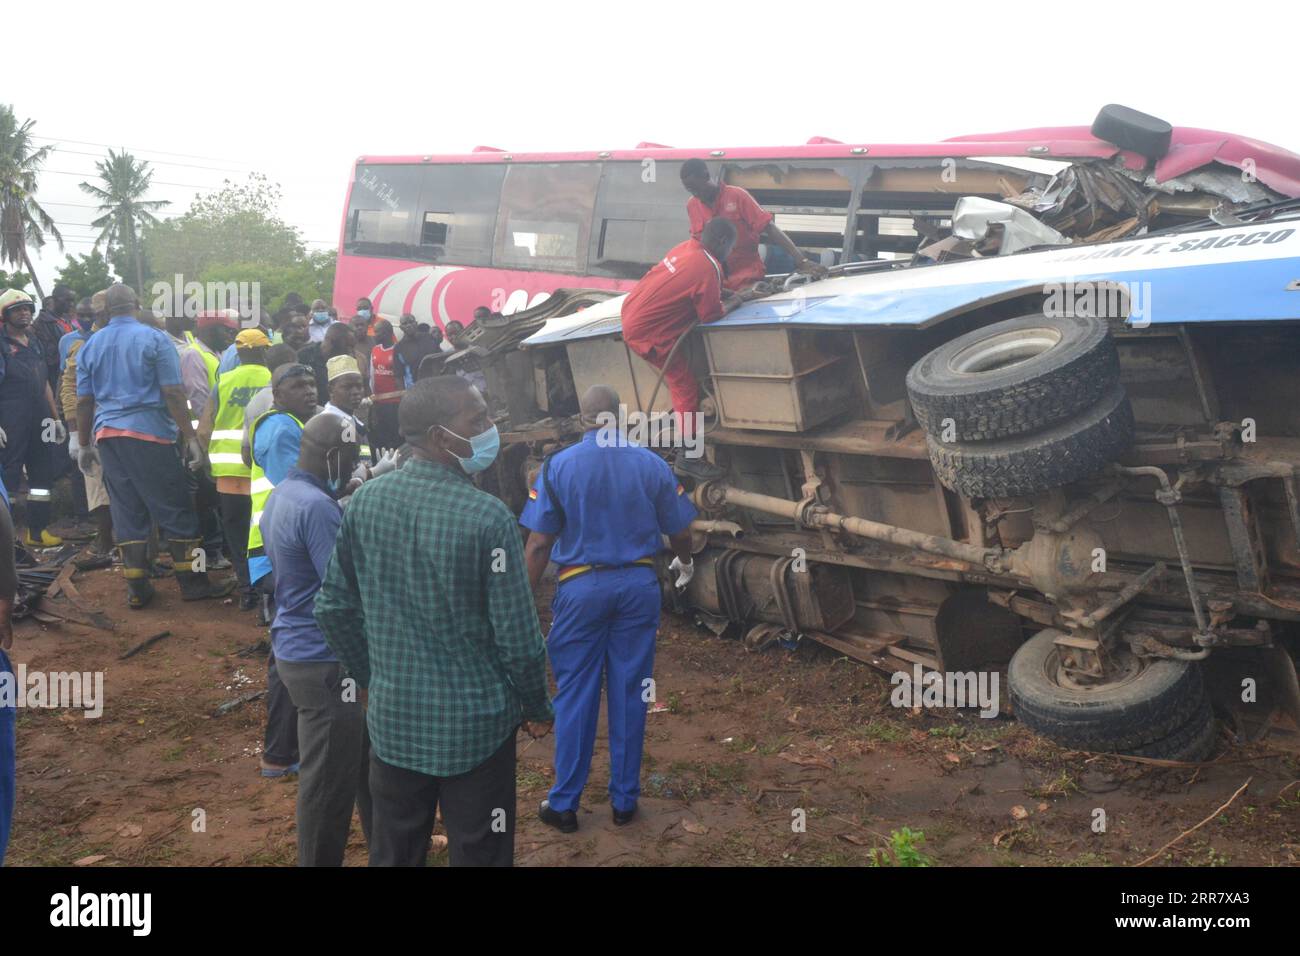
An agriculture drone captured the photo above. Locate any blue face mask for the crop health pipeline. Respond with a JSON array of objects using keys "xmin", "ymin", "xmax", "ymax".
[
  {"xmin": 357, "ymin": 309, "xmax": 372, "ymax": 319},
  {"xmin": 440, "ymin": 423, "xmax": 500, "ymax": 474},
  {"xmin": 312, "ymin": 310, "xmax": 330, "ymax": 324}
]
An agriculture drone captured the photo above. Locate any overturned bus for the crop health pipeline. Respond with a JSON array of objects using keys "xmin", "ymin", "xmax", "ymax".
[{"xmin": 455, "ymin": 124, "xmax": 1300, "ymax": 761}]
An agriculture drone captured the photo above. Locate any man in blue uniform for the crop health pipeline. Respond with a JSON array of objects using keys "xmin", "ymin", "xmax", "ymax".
[{"xmin": 522, "ymin": 384, "xmax": 698, "ymax": 830}]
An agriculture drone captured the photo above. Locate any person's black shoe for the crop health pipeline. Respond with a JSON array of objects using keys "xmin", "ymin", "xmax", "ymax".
[
  {"xmin": 538, "ymin": 800, "xmax": 577, "ymax": 833},
  {"xmin": 672, "ymin": 456, "xmax": 724, "ymax": 482},
  {"xmin": 612, "ymin": 804, "xmax": 638, "ymax": 827},
  {"xmin": 238, "ymin": 589, "xmax": 259, "ymax": 612}
]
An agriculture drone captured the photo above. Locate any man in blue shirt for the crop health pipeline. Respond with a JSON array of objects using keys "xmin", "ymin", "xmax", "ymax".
[
  {"xmin": 262, "ymin": 414, "xmax": 370, "ymax": 865},
  {"xmin": 521, "ymin": 384, "xmax": 698, "ymax": 830},
  {"xmin": 75, "ymin": 284, "xmax": 234, "ymax": 608},
  {"xmin": 56, "ymin": 298, "xmax": 94, "ymax": 374},
  {"xmin": 247, "ymin": 362, "xmax": 319, "ymax": 778}
]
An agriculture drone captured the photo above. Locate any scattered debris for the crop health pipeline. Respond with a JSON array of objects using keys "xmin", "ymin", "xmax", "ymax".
[
  {"xmin": 118, "ymin": 631, "xmax": 172, "ymax": 661},
  {"xmin": 214, "ymin": 689, "xmax": 267, "ymax": 717}
]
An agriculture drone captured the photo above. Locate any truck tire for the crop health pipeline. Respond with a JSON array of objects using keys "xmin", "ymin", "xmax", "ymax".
[
  {"xmin": 928, "ymin": 384, "xmax": 1134, "ymax": 498},
  {"xmin": 1090, "ymin": 104, "xmax": 1173, "ymax": 161},
  {"xmin": 1128, "ymin": 704, "xmax": 1218, "ymax": 762},
  {"xmin": 1008, "ymin": 629, "xmax": 1207, "ymax": 753},
  {"xmin": 906, "ymin": 314, "xmax": 1118, "ymax": 442}
]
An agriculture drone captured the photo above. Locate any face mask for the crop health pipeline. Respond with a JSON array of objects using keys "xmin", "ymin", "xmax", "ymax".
[
  {"xmin": 357, "ymin": 309, "xmax": 372, "ymax": 319},
  {"xmin": 312, "ymin": 311, "xmax": 330, "ymax": 324},
  {"xmin": 440, "ymin": 423, "xmax": 500, "ymax": 474}
]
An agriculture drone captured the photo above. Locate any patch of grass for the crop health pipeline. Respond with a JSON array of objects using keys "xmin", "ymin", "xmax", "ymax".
[
  {"xmin": 1028, "ymin": 770, "xmax": 1079, "ymax": 799},
  {"xmin": 868, "ymin": 827, "xmax": 934, "ymax": 867},
  {"xmin": 926, "ymin": 724, "xmax": 966, "ymax": 740},
  {"xmin": 516, "ymin": 765, "xmax": 549, "ymax": 792},
  {"xmin": 851, "ymin": 719, "xmax": 907, "ymax": 743},
  {"xmin": 1064, "ymin": 851, "xmax": 1111, "ymax": 867}
]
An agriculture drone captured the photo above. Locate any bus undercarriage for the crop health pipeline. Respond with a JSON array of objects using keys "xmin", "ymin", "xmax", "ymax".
[{"xmin": 473, "ymin": 285, "xmax": 1300, "ymax": 761}]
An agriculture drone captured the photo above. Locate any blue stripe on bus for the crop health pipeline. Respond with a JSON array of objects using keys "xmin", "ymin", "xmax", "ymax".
[{"xmin": 717, "ymin": 256, "xmax": 1300, "ymax": 328}]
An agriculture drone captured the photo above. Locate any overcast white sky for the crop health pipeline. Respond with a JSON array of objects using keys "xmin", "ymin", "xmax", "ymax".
[{"xmin": 12, "ymin": 0, "xmax": 1299, "ymax": 293}]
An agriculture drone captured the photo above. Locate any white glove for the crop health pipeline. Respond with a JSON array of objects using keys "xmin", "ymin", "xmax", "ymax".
[
  {"xmin": 369, "ymin": 448, "xmax": 399, "ymax": 478},
  {"xmin": 184, "ymin": 437, "xmax": 206, "ymax": 472},
  {"xmin": 669, "ymin": 556, "xmax": 695, "ymax": 589},
  {"xmin": 53, "ymin": 420, "xmax": 68, "ymax": 444},
  {"xmin": 69, "ymin": 432, "xmax": 81, "ymax": 461},
  {"xmin": 351, "ymin": 462, "xmax": 369, "ymax": 483},
  {"xmin": 0, "ymin": 426, "xmax": 6, "ymax": 448},
  {"xmin": 78, "ymin": 444, "xmax": 100, "ymax": 475}
]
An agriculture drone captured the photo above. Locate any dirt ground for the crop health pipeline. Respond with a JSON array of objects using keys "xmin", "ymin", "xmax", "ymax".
[{"xmin": 6, "ymin": 556, "xmax": 1299, "ymax": 868}]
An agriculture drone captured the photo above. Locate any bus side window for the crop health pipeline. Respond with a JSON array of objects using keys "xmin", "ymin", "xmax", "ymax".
[
  {"xmin": 588, "ymin": 160, "xmax": 689, "ymax": 281},
  {"xmin": 492, "ymin": 163, "xmax": 602, "ymax": 275},
  {"xmin": 413, "ymin": 165, "xmax": 507, "ymax": 266}
]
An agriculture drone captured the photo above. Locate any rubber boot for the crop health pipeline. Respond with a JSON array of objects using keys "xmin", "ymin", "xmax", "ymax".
[
  {"xmin": 119, "ymin": 540, "xmax": 157, "ymax": 610},
  {"xmin": 91, "ymin": 507, "xmax": 114, "ymax": 555},
  {"xmin": 170, "ymin": 538, "xmax": 238, "ymax": 601}
]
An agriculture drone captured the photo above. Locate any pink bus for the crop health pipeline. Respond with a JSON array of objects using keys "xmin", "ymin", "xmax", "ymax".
[{"xmin": 332, "ymin": 123, "xmax": 1300, "ymax": 331}]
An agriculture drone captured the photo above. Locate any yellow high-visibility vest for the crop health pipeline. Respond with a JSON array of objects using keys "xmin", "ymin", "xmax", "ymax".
[
  {"xmin": 247, "ymin": 410, "xmax": 303, "ymax": 557},
  {"xmin": 209, "ymin": 363, "xmax": 271, "ymax": 479}
]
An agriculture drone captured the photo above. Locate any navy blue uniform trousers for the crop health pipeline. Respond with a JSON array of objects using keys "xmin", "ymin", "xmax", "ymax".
[{"xmin": 546, "ymin": 566, "xmax": 659, "ymax": 814}]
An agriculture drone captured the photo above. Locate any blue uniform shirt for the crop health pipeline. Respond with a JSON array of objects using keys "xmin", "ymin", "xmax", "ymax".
[
  {"xmin": 261, "ymin": 468, "xmax": 342, "ymax": 662},
  {"xmin": 218, "ymin": 343, "xmax": 240, "ymax": 376},
  {"xmin": 75, "ymin": 315, "xmax": 183, "ymax": 441},
  {"xmin": 519, "ymin": 429, "xmax": 697, "ymax": 567},
  {"xmin": 57, "ymin": 327, "xmax": 88, "ymax": 373},
  {"xmin": 248, "ymin": 411, "xmax": 305, "ymax": 584}
]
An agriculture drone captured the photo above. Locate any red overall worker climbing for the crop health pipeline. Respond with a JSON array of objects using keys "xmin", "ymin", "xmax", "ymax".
[{"xmin": 620, "ymin": 218, "xmax": 740, "ymax": 464}]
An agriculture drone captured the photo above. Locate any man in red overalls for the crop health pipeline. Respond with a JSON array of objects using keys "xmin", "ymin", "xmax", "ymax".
[
  {"xmin": 621, "ymin": 218, "xmax": 741, "ymax": 465},
  {"xmin": 680, "ymin": 158, "xmax": 827, "ymax": 292},
  {"xmin": 368, "ymin": 319, "xmax": 403, "ymax": 453}
]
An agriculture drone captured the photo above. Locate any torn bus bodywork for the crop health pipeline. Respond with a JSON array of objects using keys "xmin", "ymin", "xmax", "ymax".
[{"xmin": 481, "ymin": 118, "xmax": 1300, "ymax": 759}]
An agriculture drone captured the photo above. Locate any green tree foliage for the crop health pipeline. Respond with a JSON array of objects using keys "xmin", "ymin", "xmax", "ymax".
[
  {"xmin": 79, "ymin": 149, "xmax": 169, "ymax": 295},
  {"xmin": 54, "ymin": 248, "xmax": 116, "ymax": 299},
  {"xmin": 145, "ymin": 173, "xmax": 305, "ymax": 285},
  {"xmin": 199, "ymin": 249, "xmax": 335, "ymax": 315},
  {"xmin": 0, "ymin": 104, "xmax": 61, "ymax": 297},
  {"xmin": 0, "ymin": 267, "xmax": 31, "ymax": 291}
]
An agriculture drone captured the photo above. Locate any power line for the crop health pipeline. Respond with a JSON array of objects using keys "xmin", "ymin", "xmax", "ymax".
[
  {"xmin": 44, "ymin": 169, "xmax": 219, "ymax": 190},
  {"xmin": 43, "ymin": 145, "xmax": 252, "ymax": 175},
  {"xmin": 31, "ymin": 135, "xmax": 256, "ymax": 169}
]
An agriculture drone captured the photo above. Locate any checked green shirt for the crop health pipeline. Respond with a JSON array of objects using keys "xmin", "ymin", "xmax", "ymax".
[{"xmin": 314, "ymin": 457, "xmax": 553, "ymax": 777}]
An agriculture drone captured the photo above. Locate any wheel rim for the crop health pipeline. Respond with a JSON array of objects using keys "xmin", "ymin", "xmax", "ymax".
[
  {"xmin": 1046, "ymin": 644, "xmax": 1146, "ymax": 693},
  {"xmin": 948, "ymin": 327, "xmax": 1063, "ymax": 374}
]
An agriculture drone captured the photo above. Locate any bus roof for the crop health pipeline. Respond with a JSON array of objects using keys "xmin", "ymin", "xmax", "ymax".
[
  {"xmin": 520, "ymin": 218, "xmax": 1300, "ymax": 347},
  {"xmin": 356, "ymin": 126, "xmax": 1300, "ymax": 196}
]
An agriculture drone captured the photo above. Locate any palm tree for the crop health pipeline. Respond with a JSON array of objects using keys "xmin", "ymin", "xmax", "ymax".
[
  {"xmin": 0, "ymin": 104, "xmax": 61, "ymax": 299},
  {"xmin": 79, "ymin": 149, "xmax": 169, "ymax": 295}
]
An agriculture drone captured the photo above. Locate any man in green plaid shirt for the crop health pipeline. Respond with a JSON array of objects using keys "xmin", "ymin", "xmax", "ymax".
[{"xmin": 315, "ymin": 375, "xmax": 553, "ymax": 867}]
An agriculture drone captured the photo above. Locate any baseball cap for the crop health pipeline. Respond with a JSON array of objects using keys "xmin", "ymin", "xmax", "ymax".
[
  {"xmin": 235, "ymin": 328, "xmax": 271, "ymax": 350},
  {"xmin": 326, "ymin": 354, "xmax": 362, "ymax": 382},
  {"xmin": 197, "ymin": 309, "xmax": 240, "ymax": 330}
]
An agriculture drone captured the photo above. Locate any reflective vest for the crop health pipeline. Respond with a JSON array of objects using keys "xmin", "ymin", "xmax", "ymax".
[
  {"xmin": 247, "ymin": 409, "xmax": 303, "ymax": 557},
  {"xmin": 209, "ymin": 363, "xmax": 271, "ymax": 479},
  {"xmin": 187, "ymin": 341, "xmax": 220, "ymax": 391}
]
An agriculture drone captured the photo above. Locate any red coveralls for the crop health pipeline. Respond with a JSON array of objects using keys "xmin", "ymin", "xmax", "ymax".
[
  {"xmin": 621, "ymin": 238, "xmax": 725, "ymax": 432},
  {"xmin": 687, "ymin": 183, "xmax": 774, "ymax": 291}
]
